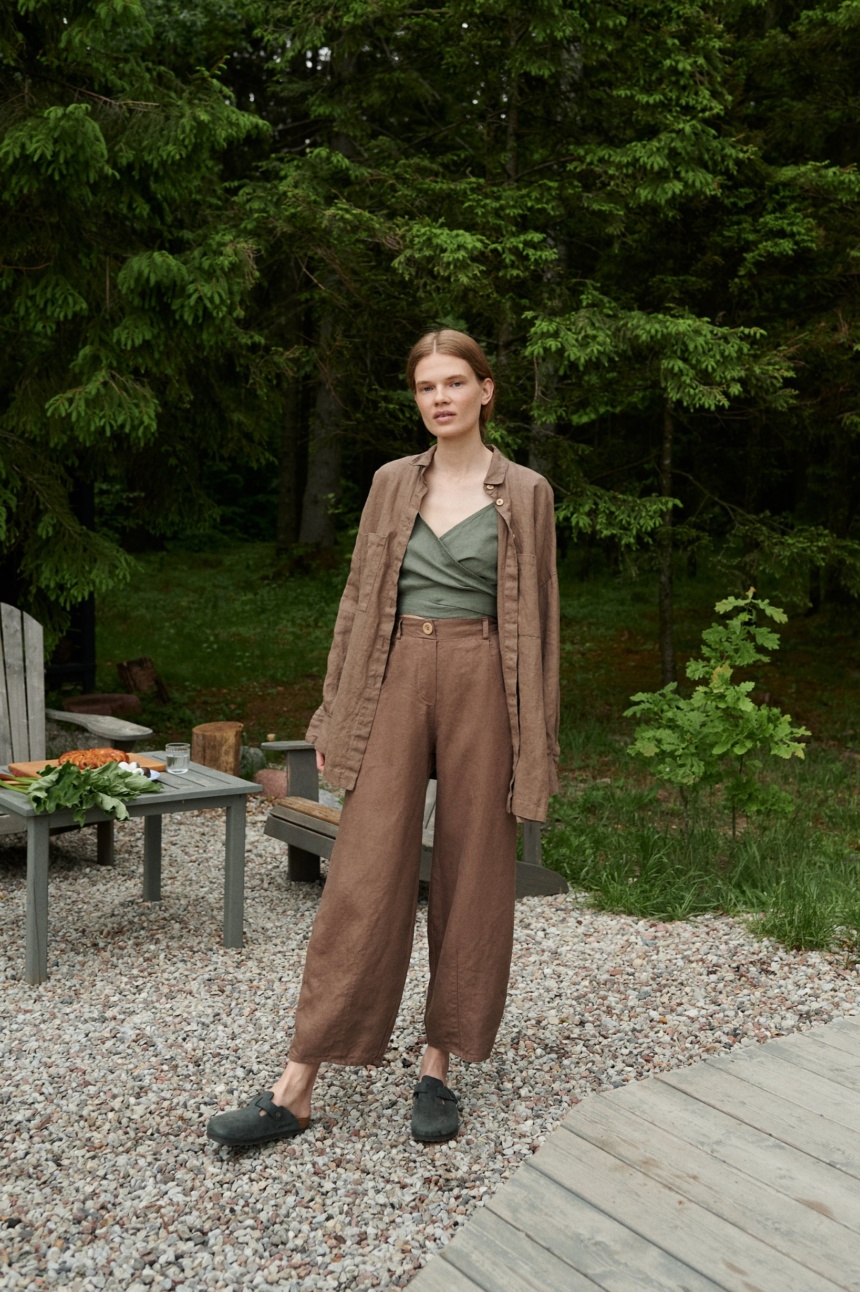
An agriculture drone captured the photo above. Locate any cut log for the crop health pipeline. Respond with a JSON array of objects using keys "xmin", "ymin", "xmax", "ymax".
[{"xmin": 192, "ymin": 721, "xmax": 243, "ymax": 776}]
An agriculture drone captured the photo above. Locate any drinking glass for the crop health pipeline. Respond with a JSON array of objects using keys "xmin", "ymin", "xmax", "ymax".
[{"xmin": 165, "ymin": 742, "xmax": 190, "ymax": 773}]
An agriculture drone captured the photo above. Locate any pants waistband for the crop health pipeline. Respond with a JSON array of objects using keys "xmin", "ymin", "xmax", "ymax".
[{"xmin": 395, "ymin": 615, "xmax": 498, "ymax": 639}]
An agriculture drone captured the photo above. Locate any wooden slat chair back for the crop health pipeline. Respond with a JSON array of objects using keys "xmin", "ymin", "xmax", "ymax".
[
  {"xmin": 262, "ymin": 741, "xmax": 568, "ymax": 898},
  {"xmin": 0, "ymin": 603, "xmax": 152, "ymax": 855},
  {"xmin": 0, "ymin": 602, "xmax": 46, "ymax": 766}
]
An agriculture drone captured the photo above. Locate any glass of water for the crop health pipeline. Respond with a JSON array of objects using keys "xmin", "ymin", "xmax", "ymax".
[{"xmin": 165, "ymin": 742, "xmax": 191, "ymax": 773}]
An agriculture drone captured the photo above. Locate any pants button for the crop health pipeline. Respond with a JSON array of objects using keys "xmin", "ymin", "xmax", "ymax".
[{"xmin": 422, "ymin": 621, "xmax": 434, "ymax": 635}]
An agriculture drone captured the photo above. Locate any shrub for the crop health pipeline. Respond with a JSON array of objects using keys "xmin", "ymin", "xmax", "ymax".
[{"xmin": 625, "ymin": 590, "xmax": 809, "ymax": 836}]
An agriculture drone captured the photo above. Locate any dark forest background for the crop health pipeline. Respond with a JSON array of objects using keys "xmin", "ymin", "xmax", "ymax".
[{"xmin": 3, "ymin": 0, "xmax": 860, "ymax": 681}]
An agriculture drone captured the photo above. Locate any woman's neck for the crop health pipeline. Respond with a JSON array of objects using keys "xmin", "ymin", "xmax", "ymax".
[{"xmin": 430, "ymin": 433, "xmax": 492, "ymax": 479}]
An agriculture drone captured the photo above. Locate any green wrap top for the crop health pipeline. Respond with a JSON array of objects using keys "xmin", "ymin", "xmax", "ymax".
[{"xmin": 396, "ymin": 504, "xmax": 498, "ymax": 619}]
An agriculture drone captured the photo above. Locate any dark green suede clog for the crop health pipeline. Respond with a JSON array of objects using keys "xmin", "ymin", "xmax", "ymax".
[
  {"xmin": 411, "ymin": 1076, "xmax": 459, "ymax": 1143},
  {"xmin": 206, "ymin": 1090, "xmax": 309, "ymax": 1147}
]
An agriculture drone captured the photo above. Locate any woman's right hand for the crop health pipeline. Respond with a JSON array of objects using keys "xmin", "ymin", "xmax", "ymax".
[{"xmin": 316, "ymin": 750, "xmax": 325, "ymax": 773}]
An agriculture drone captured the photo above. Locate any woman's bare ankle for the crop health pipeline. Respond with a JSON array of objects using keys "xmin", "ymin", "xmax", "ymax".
[
  {"xmin": 269, "ymin": 1059, "xmax": 319, "ymax": 1120},
  {"xmin": 419, "ymin": 1045, "xmax": 449, "ymax": 1084}
]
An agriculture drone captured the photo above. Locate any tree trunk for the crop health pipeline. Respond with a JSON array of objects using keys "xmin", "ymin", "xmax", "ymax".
[
  {"xmin": 658, "ymin": 400, "xmax": 676, "ymax": 685},
  {"xmin": 275, "ymin": 382, "xmax": 301, "ymax": 553},
  {"xmin": 298, "ymin": 293, "xmax": 342, "ymax": 555},
  {"xmin": 275, "ymin": 262, "xmax": 303, "ymax": 555},
  {"xmin": 296, "ymin": 42, "xmax": 353, "ymax": 559},
  {"xmin": 529, "ymin": 356, "xmax": 556, "ymax": 476},
  {"xmin": 529, "ymin": 235, "xmax": 566, "ymax": 480}
]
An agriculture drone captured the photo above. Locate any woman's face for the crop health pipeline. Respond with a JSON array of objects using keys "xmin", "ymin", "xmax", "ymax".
[{"xmin": 413, "ymin": 352, "xmax": 493, "ymax": 443}]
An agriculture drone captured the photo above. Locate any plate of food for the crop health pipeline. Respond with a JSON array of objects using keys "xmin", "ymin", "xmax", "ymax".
[{"xmin": 5, "ymin": 749, "xmax": 167, "ymax": 778}]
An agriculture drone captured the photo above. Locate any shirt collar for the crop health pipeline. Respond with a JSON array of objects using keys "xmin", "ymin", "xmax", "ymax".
[{"xmin": 412, "ymin": 443, "xmax": 508, "ymax": 486}]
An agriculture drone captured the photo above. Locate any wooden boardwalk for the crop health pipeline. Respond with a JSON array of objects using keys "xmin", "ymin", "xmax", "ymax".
[{"xmin": 411, "ymin": 1017, "xmax": 860, "ymax": 1292}]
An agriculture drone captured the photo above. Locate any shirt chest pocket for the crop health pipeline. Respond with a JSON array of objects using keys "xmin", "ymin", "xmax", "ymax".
[{"xmin": 358, "ymin": 532, "xmax": 389, "ymax": 612}]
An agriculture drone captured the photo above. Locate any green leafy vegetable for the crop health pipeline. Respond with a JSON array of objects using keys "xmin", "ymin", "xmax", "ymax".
[{"xmin": 3, "ymin": 762, "xmax": 162, "ymax": 826}]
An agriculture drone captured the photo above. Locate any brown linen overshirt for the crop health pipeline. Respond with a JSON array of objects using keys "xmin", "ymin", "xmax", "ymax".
[{"xmin": 305, "ymin": 444, "xmax": 560, "ymax": 821}]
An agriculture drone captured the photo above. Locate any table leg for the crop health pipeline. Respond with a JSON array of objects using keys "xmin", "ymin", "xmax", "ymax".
[
  {"xmin": 143, "ymin": 815, "xmax": 162, "ymax": 901},
  {"xmin": 25, "ymin": 816, "xmax": 51, "ymax": 985},
  {"xmin": 223, "ymin": 801, "xmax": 245, "ymax": 948},
  {"xmin": 96, "ymin": 820, "xmax": 115, "ymax": 866}
]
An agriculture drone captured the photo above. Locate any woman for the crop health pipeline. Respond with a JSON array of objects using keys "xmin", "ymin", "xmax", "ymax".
[{"xmin": 207, "ymin": 329, "xmax": 559, "ymax": 1146}]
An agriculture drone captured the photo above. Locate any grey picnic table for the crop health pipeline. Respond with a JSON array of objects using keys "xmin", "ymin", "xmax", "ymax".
[{"xmin": 0, "ymin": 753, "xmax": 261, "ymax": 985}]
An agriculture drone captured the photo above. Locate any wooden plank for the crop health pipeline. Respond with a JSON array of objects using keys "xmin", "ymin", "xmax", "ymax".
[
  {"xmin": 96, "ymin": 820, "xmax": 115, "ymax": 866},
  {"xmin": 515, "ymin": 860, "xmax": 568, "ymax": 896},
  {"xmin": 45, "ymin": 708, "xmax": 152, "ymax": 742},
  {"xmin": 486, "ymin": 1163, "xmax": 722, "ymax": 1291},
  {"xmin": 703, "ymin": 1048, "xmax": 860, "ymax": 1133},
  {"xmin": 222, "ymin": 800, "xmax": 245, "ymax": 948},
  {"xmin": 522, "ymin": 820, "xmax": 541, "ymax": 865},
  {"xmin": 264, "ymin": 814, "xmax": 562, "ymax": 895},
  {"xmin": 0, "ymin": 605, "xmax": 12, "ymax": 766},
  {"xmin": 810, "ymin": 1021, "xmax": 860, "ymax": 1059},
  {"xmin": 531, "ymin": 1129, "xmax": 841, "ymax": 1292},
  {"xmin": 22, "ymin": 610, "xmax": 45, "ymax": 761},
  {"xmin": 272, "ymin": 797, "xmax": 342, "ymax": 831},
  {"xmin": 283, "ymin": 748, "xmax": 319, "ymax": 800},
  {"xmin": 423, "ymin": 778, "xmax": 437, "ymax": 830},
  {"xmin": 153, "ymin": 764, "xmax": 224, "ymax": 790},
  {"xmin": 25, "ymin": 815, "xmax": 51, "ymax": 984},
  {"xmin": 660, "ymin": 1065, "xmax": 860, "ymax": 1179},
  {"xmin": 143, "ymin": 815, "xmax": 162, "ymax": 901},
  {"xmin": 2, "ymin": 604, "xmax": 29, "ymax": 760},
  {"xmin": 408, "ymin": 1256, "xmax": 482, "ymax": 1292},
  {"xmin": 264, "ymin": 816, "xmax": 335, "ymax": 859},
  {"xmin": 561, "ymin": 1098, "xmax": 860, "ymax": 1288},
  {"xmin": 145, "ymin": 752, "xmax": 261, "ymax": 791},
  {"xmin": 438, "ymin": 1205, "xmax": 600, "ymax": 1291},
  {"xmin": 751, "ymin": 1033, "xmax": 860, "ymax": 1093},
  {"xmin": 613, "ymin": 1077, "xmax": 860, "ymax": 1234},
  {"xmin": 823, "ymin": 1018, "xmax": 860, "ymax": 1040}
]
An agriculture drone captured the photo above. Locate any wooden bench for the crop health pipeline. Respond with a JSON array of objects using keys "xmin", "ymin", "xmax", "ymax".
[{"xmin": 262, "ymin": 741, "xmax": 568, "ymax": 897}]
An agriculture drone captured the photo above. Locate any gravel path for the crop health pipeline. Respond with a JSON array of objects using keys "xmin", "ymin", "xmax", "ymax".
[{"xmin": 1, "ymin": 803, "xmax": 856, "ymax": 1291}]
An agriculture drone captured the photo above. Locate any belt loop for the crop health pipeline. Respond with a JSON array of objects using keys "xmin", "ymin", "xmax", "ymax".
[
  {"xmin": 482, "ymin": 616, "xmax": 489, "ymax": 639},
  {"xmin": 397, "ymin": 617, "xmax": 404, "ymax": 638}
]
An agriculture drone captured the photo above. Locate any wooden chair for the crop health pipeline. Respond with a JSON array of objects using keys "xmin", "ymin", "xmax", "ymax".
[
  {"xmin": 0, "ymin": 603, "xmax": 153, "ymax": 861},
  {"xmin": 262, "ymin": 741, "xmax": 568, "ymax": 897}
]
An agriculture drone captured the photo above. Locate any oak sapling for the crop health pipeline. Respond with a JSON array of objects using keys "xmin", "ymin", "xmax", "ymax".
[{"xmin": 625, "ymin": 590, "xmax": 810, "ymax": 837}]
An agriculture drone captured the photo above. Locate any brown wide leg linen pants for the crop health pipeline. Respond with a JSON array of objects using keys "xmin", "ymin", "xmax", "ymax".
[{"xmin": 289, "ymin": 616, "xmax": 518, "ymax": 1066}]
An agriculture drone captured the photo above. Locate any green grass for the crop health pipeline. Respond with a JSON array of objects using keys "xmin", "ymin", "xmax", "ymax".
[
  {"xmin": 89, "ymin": 543, "xmax": 347, "ymax": 743},
  {"xmin": 543, "ymin": 749, "xmax": 860, "ymax": 954},
  {"xmin": 96, "ymin": 542, "xmax": 345, "ymax": 692},
  {"xmin": 87, "ymin": 539, "xmax": 860, "ymax": 953}
]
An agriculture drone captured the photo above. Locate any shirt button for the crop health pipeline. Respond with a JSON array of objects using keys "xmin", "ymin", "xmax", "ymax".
[
  {"xmin": 484, "ymin": 483, "xmax": 495, "ymax": 491},
  {"xmin": 495, "ymin": 497, "xmax": 504, "ymax": 506},
  {"xmin": 422, "ymin": 621, "xmax": 433, "ymax": 635}
]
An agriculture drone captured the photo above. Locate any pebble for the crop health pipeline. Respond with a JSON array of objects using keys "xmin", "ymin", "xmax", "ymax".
[{"xmin": 0, "ymin": 803, "xmax": 856, "ymax": 1288}]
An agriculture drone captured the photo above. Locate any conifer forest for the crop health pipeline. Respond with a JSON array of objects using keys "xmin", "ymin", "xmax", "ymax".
[{"xmin": 2, "ymin": 1, "xmax": 860, "ymax": 664}]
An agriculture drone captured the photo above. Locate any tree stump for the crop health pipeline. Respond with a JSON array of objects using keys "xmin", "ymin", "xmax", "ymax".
[
  {"xmin": 117, "ymin": 656, "xmax": 170, "ymax": 702},
  {"xmin": 191, "ymin": 721, "xmax": 243, "ymax": 776}
]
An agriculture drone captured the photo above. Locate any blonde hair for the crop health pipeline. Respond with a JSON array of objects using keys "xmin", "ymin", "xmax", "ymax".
[{"xmin": 406, "ymin": 329, "xmax": 495, "ymax": 428}]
